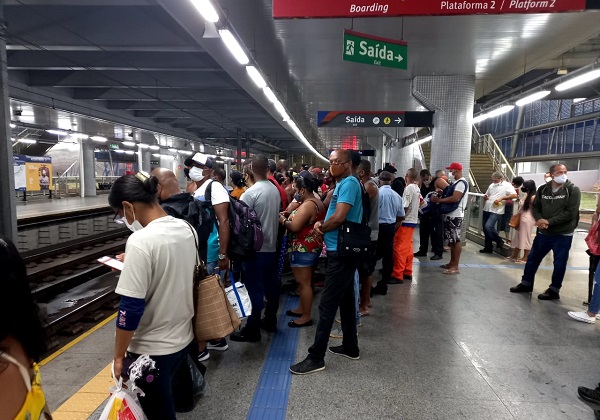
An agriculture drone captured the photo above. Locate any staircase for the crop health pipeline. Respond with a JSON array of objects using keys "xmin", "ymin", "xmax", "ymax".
[
  {"xmin": 469, "ymin": 154, "xmax": 496, "ymax": 194},
  {"xmin": 421, "ymin": 141, "xmax": 431, "ymax": 166}
]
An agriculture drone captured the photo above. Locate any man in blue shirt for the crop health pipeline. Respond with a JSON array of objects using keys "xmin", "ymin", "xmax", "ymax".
[
  {"xmin": 372, "ymin": 171, "xmax": 405, "ymax": 295},
  {"xmin": 290, "ymin": 149, "xmax": 363, "ymax": 375}
]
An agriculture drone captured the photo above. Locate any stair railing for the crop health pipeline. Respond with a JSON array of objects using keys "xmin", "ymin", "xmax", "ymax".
[
  {"xmin": 468, "ymin": 168, "xmax": 482, "ymax": 194},
  {"xmin": 472, "ymin": 126, "xmax": 516, "ymax": 181}
]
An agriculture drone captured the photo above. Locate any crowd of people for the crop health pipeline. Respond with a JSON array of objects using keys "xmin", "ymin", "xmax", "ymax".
[{"xmin": 5, "ymin": 154, "xmax": 600, "ymax": 419}]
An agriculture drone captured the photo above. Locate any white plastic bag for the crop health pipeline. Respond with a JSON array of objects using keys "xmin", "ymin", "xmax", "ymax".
[
  {"xmin": 99, "ymin": 362, "xmax": 145, "ymax": 420},
  {"xmin": 225, "ymin": 274, "xmax": 252, "ymax": 319}
]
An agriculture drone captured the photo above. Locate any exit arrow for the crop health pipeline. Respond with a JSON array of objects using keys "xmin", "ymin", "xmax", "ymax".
[
  {"xmin": 395, "ymin": 54, "xmax": 403, "ymax": 62},
  {"xmin": 395, "ymin": 117, "xmax": 402, "ymax": 124}
]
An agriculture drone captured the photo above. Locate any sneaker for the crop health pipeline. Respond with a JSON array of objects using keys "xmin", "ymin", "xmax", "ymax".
[
  {"xmin": 414, "ymin": 251, "xmax": 427, "ymax": 257},
  {"xmin": 260, "ymin": 317, "xmax": 277, "ymax": 332},
  {"xmin": 403, "ymin": 275, "xmax": 413, "ymax": 281},
  {"xmin": 597, "ymin": 314, "xmax": 600, "ymax": 320},
  {"xmin": 388, "ymin": 277, "xmax": 403, "ymax": 284},
  {"xmin": 479, "ymin": 248, "xmax": 493, "ymax": 253},
  {"xmin": 289, "ymin": 357, "xmax": 325, "ymax": 375},
  {"xmin": 371, "ymin": 285, "xmax": 387, "ymax": 296},
  {"xmin": 328, "ymin": 345, "xmax": 360, "ymax": 360},
  {"xmin": 568, "ymin": 311, "xmax": 596, "ymax": 324},
  {"xmin": 510, "ymin": 283, "xmax": 533, "ymax": 293},
  {"xmin": 230, "ymin": 328, "xmax": 261, "ymax": 342},
  {"xmin": 538, "ymin": 288, "xmax": 560, "ymax": 300},
  {"xmin": 197, "ymin": 348, "xmax": 210, "ymax": 362},
  {"xmin": 430, "ymin": 254, "xmax": 443, "ymax": 261},
  {"xmin": 578, "ymin": 383, "xmax": 600, "ymax": 405},
  {"xmin": 207, "ymin": 338, "xmax": 229, "ymax": 351}
]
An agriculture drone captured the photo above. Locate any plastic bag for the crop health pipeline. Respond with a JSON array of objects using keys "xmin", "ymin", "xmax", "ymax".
[
  {"xmin": 225, "ymin": 273, "xmax": 252, "ymax": 319},
  {"xmin": 99, "ymin": 363, "xmax": 145, "ymax": 420}
]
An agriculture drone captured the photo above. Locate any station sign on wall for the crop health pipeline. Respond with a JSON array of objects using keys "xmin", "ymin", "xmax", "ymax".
[
  {"xmin": 273, "ymin": 0, "xmax": 597, "ymax": 18},
  {"xmin": 318, "ymin": 111, "xmax": 434, "ymax": 128},
  {"xmin": 343, "ymin": 30, "xmax": 407, "ymax": 70},
  {"xmin": 13, "ymin": 154, "xmax": 52, "ymax": 192}
]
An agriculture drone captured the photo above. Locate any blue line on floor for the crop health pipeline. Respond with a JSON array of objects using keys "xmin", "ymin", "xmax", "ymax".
[
  {"xmin": 246, "ymin": 295, "xmax": 300, "ymax": 420},
  {"xmin": 414, "ymin": 261, "xmax": 587, "ymax": 271}
]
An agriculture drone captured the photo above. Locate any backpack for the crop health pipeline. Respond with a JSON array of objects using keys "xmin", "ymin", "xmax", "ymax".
[
  {"xmin": 439, "ymin": 179, "xmax": 468, "ymax": 215},
  {"xmin": 205, "ymin": 181, "xmax": 264, "ymax": 261}
]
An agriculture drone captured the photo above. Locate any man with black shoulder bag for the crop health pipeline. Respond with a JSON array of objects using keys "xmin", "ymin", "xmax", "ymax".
[{"xmin": 290, "ymin": 149, "xmax": 365, "ymax": 375}]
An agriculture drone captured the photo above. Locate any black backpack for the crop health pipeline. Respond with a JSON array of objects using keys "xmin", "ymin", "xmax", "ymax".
[{"xmin": 205, "ymin": 181, "xmax": 264, "ymax": 261}]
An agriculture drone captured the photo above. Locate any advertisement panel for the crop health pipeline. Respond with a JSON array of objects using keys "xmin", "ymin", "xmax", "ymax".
[
  {"xmin": 273, "ymin": 0, "xmax": 593, "ymax": 18},
  {"xmin": 14, "ymin": 155, "xmax": 52, "ymax": 191}
]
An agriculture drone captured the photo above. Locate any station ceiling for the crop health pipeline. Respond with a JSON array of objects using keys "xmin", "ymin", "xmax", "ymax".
[{"xmin": 6, "ymin": 0, "xmax": 600, "ymax": 156}]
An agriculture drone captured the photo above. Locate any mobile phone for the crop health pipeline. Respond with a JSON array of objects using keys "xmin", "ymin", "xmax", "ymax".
[{"xmin": 97, "ymin": 256, "xmax": 124, "ymax": 271}]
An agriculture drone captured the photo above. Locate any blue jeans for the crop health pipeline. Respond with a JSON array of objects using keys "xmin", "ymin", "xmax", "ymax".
[
  {"xmin": 308, "ymin": 252, "xmax": 359, "ymax": 362},
  {"xmin": 482, "ymin": 211, "xmax": 503, "ymax": 249},
  {"xmin": 521, "ymin": 233, "xmax": 573, "ymax": 292},
  {"xmin": 590, "ymin": 266, "xmax": 600, "ymax": 314},
  {"xmin": 242, "ymin": 252, "xmax": 278, "ymax": 330}
]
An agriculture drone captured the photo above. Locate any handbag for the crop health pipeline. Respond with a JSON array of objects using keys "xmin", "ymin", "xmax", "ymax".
[
  {"xmin": 508, "ymin": 213, "xmax": 520, "ymax": 229},
  {"xmin": 186, "ymin": 223, "xmax": 241, "ymax": 341},
  {"xmin": 225, "ymin": 272, "xmax": 252, "ymax": 319},
  {"xmin": 337, "ymin": 220, "xmax": 372, "ymax": 257},
  {"xmin": 585, "ymin": 222, "xmax": 600, "ymax": 256}
]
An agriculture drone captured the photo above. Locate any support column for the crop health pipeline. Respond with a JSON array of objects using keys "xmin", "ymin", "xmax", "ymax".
[
  {"xmin": 412, "ymin": 75, "xmax": 475, "ymax": 176},
  {"xmin": 389, "ymin": 143, "xmax": 414, "ymax": 174},
  {"xmin": 81, "ymin": 139, "xmax": 96, "ymax": 197},
  {"xmin": 140, "ymin": 148, "xmax": 151, "ymax": 173},
  {"xmin": 237, "ymin": 129, "xmax": 242, "ymax": 169},
  {"xmin": 0, "ymin": 8, "xmax": 16, "ymax": 240}
]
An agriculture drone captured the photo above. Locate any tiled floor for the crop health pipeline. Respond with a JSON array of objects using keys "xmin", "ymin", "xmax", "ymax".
[{"xmin": 44, "ymin": 229, "xmax": 600, "ymax": 419}]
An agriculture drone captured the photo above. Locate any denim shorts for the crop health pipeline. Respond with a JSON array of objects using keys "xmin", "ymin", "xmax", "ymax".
[{"xmin": 290, "ymin": 251, "xmax": 320, "ymax": 268}]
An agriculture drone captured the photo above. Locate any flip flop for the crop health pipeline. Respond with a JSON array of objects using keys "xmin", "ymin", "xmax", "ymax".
[
  {"xmin": 440, "ymin": 264, "xmax": 451, "ymax": 269},
  {"xmin": 359, "ymin": 310, "xmax": 370, "ymax": 316},
  {"xmin": 443, "ymin": 269, "xmax": 460, "ymax": 275},
  {"xmin": 514, "ymin": 259, "xmax": 527, "ymax": 264}
]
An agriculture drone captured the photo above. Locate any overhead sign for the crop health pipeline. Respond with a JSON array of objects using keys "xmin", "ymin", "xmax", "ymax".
[
  {"xmin": 273, "ymin": 0, "xmax": 596, "ymax": 18},
  {"xmin": 13, "ymin": 155, "xmax": 52, "ymax": 192},
  {"xmin": 343, "ymin": 30, "xmax": 407, "ymax": 70},
  {"xmin": 317, "ymin": 111, "xmax": 434, "ymax": 128}
]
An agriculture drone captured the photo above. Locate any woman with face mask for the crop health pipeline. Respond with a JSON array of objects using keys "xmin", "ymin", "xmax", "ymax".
[
  {"xmin": 507, "ymin": 180, "xmax": 537, "ymax": 263},
  {"xmin": 108, "ymin": 172, "xmax": 198, "ymax": 420},
  {"xmin": 0, "ymin": 236, "xmax": 51, "ymax": 420},
  {"xmin": 279, "ymin": 174, "xmax": 325, "ymax": 327}
]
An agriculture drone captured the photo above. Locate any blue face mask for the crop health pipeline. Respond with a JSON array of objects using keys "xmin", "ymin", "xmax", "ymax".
[{"xmin": 293, "ymin": 193, "xmax": 302, "ymax": 202}]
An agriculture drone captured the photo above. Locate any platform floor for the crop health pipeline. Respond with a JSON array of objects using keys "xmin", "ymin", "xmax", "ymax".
[
  {"xmin": 43, "ymin": 229, "xmax": 600, "ymax": 420},
  {"xmin": 16, "ymin": 195, "xmax": 110, "ymax": 220}
]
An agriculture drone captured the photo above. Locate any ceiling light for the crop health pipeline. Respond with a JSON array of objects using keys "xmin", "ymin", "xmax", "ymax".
[
  {"xmin": 274, "ymin": 100, "xmax": 290, "ymax": 121},
  {"xmin": 483, "ymin": 105, "xmax": 515, "ymax": 120},
  {"xmin": 218, "ymin": 29, "xmax": 249, "ymax": 65},
  {"xmin": 114, "ymin": 150, "xmax": 125, "ymax": 154},
  {"xmin": 246, "ymin": 66, "xmax": 266, "ymax": 88},
  {"xmin": 573, "ymin": 97, "xmax": 586, "ymax": 103},
  {"xmin": 70, "ymin": 133, "xmax": 89, "ymax": 139},
  {"xmin": 516, "ymin": 90, "xmax": 551, "ymax": 106},
  {"xmin": 90, "ymin": 136, "xmax": 107, "ymax": 142},
  {"xmin": 149, "ymin": 145, "xmax": 160, "ymax": 150},
  {"xmin": 124, "ymin": 150, "xmax": 135, "ymax": 155},
  {"xmin": 263, "ymin": 87, "xmax": 277, "ymax": 103},
  {"xmin": 555, "ymin": 69, "xmax": 600, "ymax": 91},
  {"xmin": 122, "ymin": 141, "xmax": 136, "ymax": 147},
  {"xmin": 152, "ymin": 153, "xmax": 161, "ymax": 157},
  {"xmin": 46, "ymin": 129, "xmax": 68, "ymax": 136},
  {"xmin": 472, "ymin": 114, "xmax": 487, "ymax": 124},
  {"xmin": 178, "ymin": 150, "xmax": 193, "ymax": 155},
  {"xmin": 17, "ymin": 138, "xmax": 37, "ymax": 144},
  {"xmin": 138, "ymin": 143, "xmax": 149, "ymax": 149},
  {"xmin": 162, "ymin": 154, "xmax": 174, "ymax": 160},
  {"xmin": 189, "ymin": 0, "xmax": 219, "ymax": 23},
  {"xmin": 168, "ymin": 148, "xmax": 178, "ymax": 153},
  {"xmin": 10, "ymin": 123, "xmax": 15, "ymax": 129},
  {"xmin": 416, "ymin": 135, "xmax": 433, "ymax": 145}
]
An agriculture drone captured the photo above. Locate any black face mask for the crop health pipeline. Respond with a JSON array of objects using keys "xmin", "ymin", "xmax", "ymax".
[{"xmin": 184, "ymin": 167, "xmax": 190, "ymax": 179}]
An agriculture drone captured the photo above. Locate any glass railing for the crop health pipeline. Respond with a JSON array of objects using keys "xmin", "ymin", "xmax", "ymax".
[{"xmin": 466, "ymin": 193, "xmax": 486, "ymax": 236}]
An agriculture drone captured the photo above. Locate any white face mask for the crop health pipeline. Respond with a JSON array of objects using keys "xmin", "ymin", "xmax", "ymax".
[
  {"xmin": 545, "ymin": 176, "xmax": 552, "ymax": 183},
  {"xmin": 189, "ymin": 167, "xmax": 205, "ymax": 182},
  {"xmin": 448, "ymin": 173, "xmax": 455, "ymax": 183},
  {"xmin": 553, "ymin": 174, "xmax": 568, "ymax": 184},
  {"xmin": 122, "ymin": 206, "xmax": 143, "ymax": 233}
]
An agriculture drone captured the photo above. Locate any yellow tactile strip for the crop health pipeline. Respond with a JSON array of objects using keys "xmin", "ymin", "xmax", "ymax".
[{"xmin": 52, "ymin": 363, "xmax": 113, "ymax": 420}]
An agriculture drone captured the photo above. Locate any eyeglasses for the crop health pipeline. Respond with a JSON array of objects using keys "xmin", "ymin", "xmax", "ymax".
[
  {"xmin": 329, "ymin": 160, "xmax": 349, "ymax": 166},
  {"xmin": 113, "ymin": 210, "xmax": 125, "ymax": 225}
]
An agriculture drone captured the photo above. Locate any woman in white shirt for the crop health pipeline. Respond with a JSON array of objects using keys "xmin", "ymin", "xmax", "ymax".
[{"xmin": 109, "ymin": 172, "xmax": 197, "ymax": 420}]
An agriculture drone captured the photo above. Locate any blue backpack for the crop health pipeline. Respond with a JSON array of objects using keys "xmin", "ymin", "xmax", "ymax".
[{"xmin": 439, "ymin": 179, "xmax": 468, "ymax": 214}]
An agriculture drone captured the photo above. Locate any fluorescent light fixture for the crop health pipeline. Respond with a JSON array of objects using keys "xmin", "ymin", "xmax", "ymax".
[
  {"xmin": 168, "ymin": 148, "xmax": 178, "ymax": 153},
  {"xmin": 573, "ymin": 97, "xmax": 586, "ymax": 103},
  {"xmin": 218, "ymin": 29, "xmax": 249, "ymax": 65},
  {"xmin": 246, "ymin": 66, "xmax": 266, "ymax": 88},
  {"xmin": 472, "ymin": 114, "xmax": 487, "ymax": 124},
  {"xmin": 152, "ymin": 153, "xmax": 161, "ymax": 157},
  {"xmin": 274, "ymin": 100, "xmax": 290, "ymax": 121},
  {"xmin": 70, "ymin": 133, "xmax": 89, "ymax": 139},
  {"xmin": 178, "ymin": 150, "xmax": 193, "ymax": 155},
  {"xmin": 416, "ymin": 135, "xmax": 433, "ymax": 145},
  {"xmin": 149, "ymin": 145, "xmax": 160, "ymax": 150},
  {"xmin": 124, "ymin": 150, "xmax": 135, "ymax": 155},
  {"xmin": 122, "ymin": 141, "xmax": 136, "ymax": 147},
  {"xmin": 114, "ymin": 150, "xmax": 125, "ymax": 154},
  {"xmin": 10, "ymin": 123, "xmax": 15, "ymax": 128},
  {"xmin": 555, "ymin": 69, "xmax": 600, "ymax": 91},
  {"xmin": 263, "ymin": 87, "xmax": 277, "ymax": 103},
  {"xmin": 189, "ymin": 0, "xmax": 219, "ymax": 22},
  {"xmin": 162, "ymin": 154, "xmax": 174, "ymax": 160},
  {"xmin": 138, "ymin": 143, "xmax": 149, "ymax": 149},
  {"xmin": 46, "ymin": 129, "xmax": 68, "ymax": 136},
  {"xmin": 516, "ymin": 90, "xmax": 551, "ymax": 106},
  {"xmin": 18, "ymin": 138, "xmax": 37, "ymax": 144},
  {"xmin": 90, "ymin": 136, "xmax": 107, "ymax": 142}
]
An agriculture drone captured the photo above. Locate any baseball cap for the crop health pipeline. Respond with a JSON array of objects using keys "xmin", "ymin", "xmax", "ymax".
[
  {"xmin": 383, "ymin": 165, "xmax": 397, "ymax": 174},
  {"xmin": 311, "ymin": 167, "xmax": 322, "ymax": 175},
  {"xmin": 184, "ymin": 152, "xmax": 213, "ymax": 168},
  {"xmin": 446, "ymin": 162, "xmax": 463, "ymax": 171},
  {"xmin": 301, "ymin": 163, "xmax": 309, "ymax": 170}
]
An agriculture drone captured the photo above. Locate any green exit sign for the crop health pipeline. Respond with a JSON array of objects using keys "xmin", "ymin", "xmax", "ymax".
[
  {"xmin": 109, "ymin": 143, "xmax": 120, "ymax": 150},
  {"xmin": 343, "ymin": 29, "xmax": 407, "ymax": 70}
]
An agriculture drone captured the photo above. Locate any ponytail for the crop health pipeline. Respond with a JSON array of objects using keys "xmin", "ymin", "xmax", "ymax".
[{"xmin": 108, "ymin": 171, "xmax": 159, "ymax": 208}]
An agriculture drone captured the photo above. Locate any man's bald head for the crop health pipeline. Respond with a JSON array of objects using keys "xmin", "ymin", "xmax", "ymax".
[{"xmin": 151, "ymin": 167, "xmax": 182, "ymax": 201}]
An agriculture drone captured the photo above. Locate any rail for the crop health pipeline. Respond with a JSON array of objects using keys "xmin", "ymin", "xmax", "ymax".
[
  {"xmin": 468, "ymin": 168, "xmax": 482, "ymax": 194},
  {"xmin": 472, "ymin": 126, "xmax": 516, "ymax": 181}
]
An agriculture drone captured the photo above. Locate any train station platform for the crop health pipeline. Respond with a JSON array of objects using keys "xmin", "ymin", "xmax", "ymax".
[
  {"xmin": 42, "ymin": 230, "xmax": 600, "ymax": 420},
  {"xmin": 16, "ymin": 196, "xmax": 110, "ymax": 222}
]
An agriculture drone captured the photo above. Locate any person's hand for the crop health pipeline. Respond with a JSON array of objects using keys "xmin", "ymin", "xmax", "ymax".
[
  {"xmin": 218, "ymin": 256, "xmax": 230, "ymax": 272},
  {"xmin": 313, "ymin": 221, "xmax": 324, "ymax": 236},
  {"xmin": 281, "ymin": 211, "xmax": 290, "ymax": 218},
  {"xmin": 115, "ymin": 253, "xmax": 125, "ymax": 262},
  {"xmin": 113, "ymin": 357, "xmax": 123, "ymax": 381},
  {"xmin": 279, "ymin": 214, "xmax": 287, "ymax": 225},
  {"xmin": 493, "ymin": 200, "xmax": 501, "ymax": 206},
  {"xmin": 430, "ymin": 195, "xmax": 440, "ymax": 203},
  {"xmin": 484, "ymin": 194, "xmax": 489, "ymax": 200},
  {"xmin": 536, "ymin": 218, "xmax": 549, "ymax": 229}
]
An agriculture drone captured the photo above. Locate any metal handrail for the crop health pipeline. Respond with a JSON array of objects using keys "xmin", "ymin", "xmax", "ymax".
[
  {"xmin": 472, "ymin": 126, "xmax": 516, "ymax": 180},
  {"xmin": 468, "ymin": 168, "xmax": 482, "ymax": 194}
]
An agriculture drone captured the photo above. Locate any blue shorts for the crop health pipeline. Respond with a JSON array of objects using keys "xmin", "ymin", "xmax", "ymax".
[{"xmin": 290, "ymin": 251, "xmax": 320, "ymax": 268}]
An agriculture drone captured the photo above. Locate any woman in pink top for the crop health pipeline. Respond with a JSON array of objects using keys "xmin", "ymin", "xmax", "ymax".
[{"xmin": 509, "ymin": 180, "xmax": 537, "ymax": 263}]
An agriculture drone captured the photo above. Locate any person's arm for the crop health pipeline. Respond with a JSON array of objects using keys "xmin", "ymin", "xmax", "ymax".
[
  {"xmin": 431, "ymin": 181, "xmax": 465, "ymax": 204},
  {"xmin": 546, "ymin": 186, "xmax": 581, "ymax": 227},
  {"xmin": 280, "ymin": 202, "xmax": 315, "ymax": 233},
  {"xmin": 323, "ymin": 188, "xmax": 334, "ymax": 209},
  {"xmin": 494, "ymin": 190, "xmax": 518, "ymax": 206},
  {"xmin": 285, "ymin": 200, "xmax": 301, "ymax": 214},
  {"xmin": 434, "ymin": 178, "xmax": 448, "ymax": 191},
  {"xmin": 531, "ymin": 186, "xmax": 544, "ymax": 221},
  {"xmin": 364, "ymin": 181, "xmax": 377, "ymax": 200},
  {"xmin": 213, "ymin": 202, "xmax": 231, "ymax": 270},
  {"xmin": 395, "ymin": 196, "xmax": 406, "ymax": 229}
]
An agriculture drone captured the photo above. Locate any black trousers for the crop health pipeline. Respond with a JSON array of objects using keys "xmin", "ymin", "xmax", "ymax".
[
  {"xmin": 376, "ymin": 223, "xmax": 397, "ymax": 287},
  {"xmin": 418, "ymin": 214, "xmax": 444, "ymax": 255}
]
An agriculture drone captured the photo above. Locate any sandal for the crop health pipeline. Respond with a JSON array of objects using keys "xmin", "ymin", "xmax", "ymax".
[
  {"xmin": 514, "ymin": 259, "xmax": 527, "ymax": 264},
  {"xmin": 443, "ymin": 269, "xmax": 460, "ymax": 275},
  {"xmin": 440, "ymin": 264, "xmax": 451, "ymax": 269}
]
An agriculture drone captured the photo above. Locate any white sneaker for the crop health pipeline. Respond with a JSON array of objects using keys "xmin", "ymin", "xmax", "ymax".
[
  {"xmin": 597, "ymin": 314, "xmax": 600, "ymax": 320},
  {"xmin": 568, "ymin": 311, "xmax": 596, "ymax": 324}
]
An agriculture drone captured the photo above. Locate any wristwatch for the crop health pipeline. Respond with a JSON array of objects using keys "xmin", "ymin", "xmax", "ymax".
[{"xmin": 218, "ymin": 253, "xmax": 227, "ymax": 260}]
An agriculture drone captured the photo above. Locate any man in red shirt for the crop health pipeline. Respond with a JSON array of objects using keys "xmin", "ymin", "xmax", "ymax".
[{"xmin": 268, "ymin": 159, "xmax": 288, "ymax": 210}]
